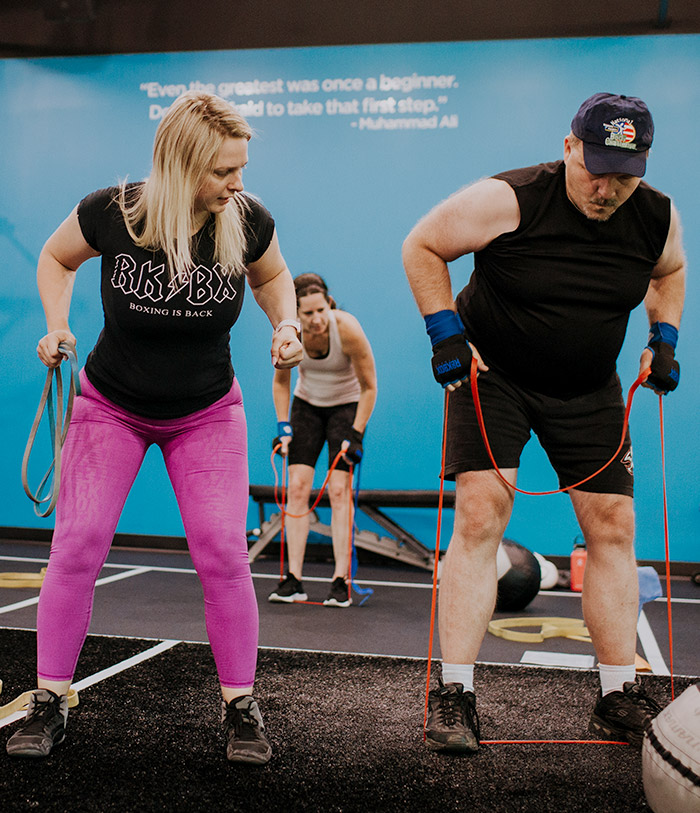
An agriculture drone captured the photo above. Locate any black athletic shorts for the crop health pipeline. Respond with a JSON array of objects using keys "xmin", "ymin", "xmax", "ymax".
[
  {"xmin": 444, "ymin": 368, "xmax": 634, "ymax": 496},
  {"xmin": 288, "ymin": 397, "xmax": 359, "ymax": 473}
]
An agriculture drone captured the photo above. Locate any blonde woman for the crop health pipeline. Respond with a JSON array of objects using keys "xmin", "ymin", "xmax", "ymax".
[
  {"xmin": 7, "ymin": 92, "xmax": 302, "ymax": 765},
  {"xmin": 269, "ymin": 273, "xmax": 377, "ymax": 607}
]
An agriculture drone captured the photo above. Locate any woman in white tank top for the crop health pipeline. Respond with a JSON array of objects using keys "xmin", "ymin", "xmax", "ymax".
[{"xmin": 269, "ymin": 274, "xmax": 377, "ymax": 607}]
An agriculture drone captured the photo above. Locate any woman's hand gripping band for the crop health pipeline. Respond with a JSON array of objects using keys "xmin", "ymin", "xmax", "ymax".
[
  {"xmin": 644, "ymin": 321, "xmax": 680, "ymax": 394},
  {"xmin": 341, "ymin": 427, "xmax": 364, "ymax": 465},
  {"xmin": 424, "ymin": 310, "xmax": 488, "ymax": 390}
]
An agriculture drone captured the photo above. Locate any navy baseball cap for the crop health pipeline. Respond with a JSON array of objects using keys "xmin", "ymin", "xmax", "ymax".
[{"xmin": 571, "ymin": 92, "xmax": 654, "ymax": 177}]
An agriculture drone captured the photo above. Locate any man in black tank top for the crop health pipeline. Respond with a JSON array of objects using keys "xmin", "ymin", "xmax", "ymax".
[{"xmin": 403, "ymin": 93, "xmax": 686, "ymax": 754}]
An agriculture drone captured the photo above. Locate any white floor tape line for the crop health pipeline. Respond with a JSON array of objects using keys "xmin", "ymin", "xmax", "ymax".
[
  {"xmin": 2, "ymin": 555, "xmax": 699, "ymax": 600},
  {"xmin": 0, "ymin": 556, "xmax": 434, "ymax": 590},
  {"xmin": 637, "ymin": 609, "xmax": 670, "ymax": 676},
  {"xmin": 70, "ymin": 639, "xmax": 180, "ymax": 691},
  {"xmin": 520, "ymin": 651, "xmax": 596, "ymax": 669},
  {"xmin": 0, "ymin": 638, "xmax": 180, "ymax": 729},
  {"xmin": 0, "ymin": 567, "xmax": 153, "ymax": 616}
]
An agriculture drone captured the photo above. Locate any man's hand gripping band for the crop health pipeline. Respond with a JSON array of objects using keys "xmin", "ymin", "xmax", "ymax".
[
  {"xmin": 272, "ymin": 420, "xmax": 293, "ymax": 455},
  {"xmin": 645, "ymin": 321, "xmax": 680, "ymax": 394},
  {"xmin": 424, "ymin": 310, "xmax": 473, "ymax": 389}
]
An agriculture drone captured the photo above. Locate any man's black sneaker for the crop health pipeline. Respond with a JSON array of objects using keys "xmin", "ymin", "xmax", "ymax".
[
  {"xmin": 6, "ymin": 689, "xmax": 68, "ymax": 758},
  {"xmin": 589, "ymin": 680, "xmax": 663, "ymax": 748},
  {"xmin": 223, "ymin": 695, "xmax": 272, "ymax": 765},
  {"xmin": 323, "ymin": 577, "xmax": 352, "ymax": 607},
  {"xmin": 425, "ymin": 680, "xmax": 480, "ymax": 753},
  {"xmin": 268, "ymin": 573, "xmax": 307, "ymax": 603}
]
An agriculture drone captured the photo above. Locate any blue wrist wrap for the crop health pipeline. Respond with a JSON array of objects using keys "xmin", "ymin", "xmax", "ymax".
[
  {"xmin": 424, "ymin": 310, "xmax": 464, "ymax": 347},
  {"xmin": 648, "ymin": 321, "xmax": 678, "ymax": 349},
  {"xmin": 277, "ymin": 421, "xmax": 293, "ymax": 437}
]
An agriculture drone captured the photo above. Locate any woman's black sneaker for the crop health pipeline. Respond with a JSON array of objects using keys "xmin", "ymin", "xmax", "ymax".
[
  {"xmin": 268, "ymin": 573, "xmax": 307, "ymax": 603},
  {"xmin": 425, "ymin": 680, "xmax": 480, "ymax": 753},
  {"xmin": 323, "ymin": 577, "xmax": 352, "ymax": 607},
  {"xmin": 6, "ymin": 689, "xmax": 68, "ymax": 758},
  {"xmin": 589, "ymin": 680, "xmax": 663, "ymax": 747},
  {"xmin": 223, "ymin": 696, "xmax": 272, "ymax": 765}
]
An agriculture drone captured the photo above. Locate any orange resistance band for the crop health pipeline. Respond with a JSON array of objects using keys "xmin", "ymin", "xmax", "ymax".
[
  {"xmin": 424, "ymin": 364, "xmax": 677, "ymax": 742},
  {"xmin": 482, "ymin": 739, "xmax": 627, "ymax": 746},
  {"xmin": 269, "ymin": 446, "xmax": 354, "ymax": 606},
  {"xmin": 469, "ymin": 355, "xmax": 651, "ymax": 495},
  {"xmin": 271, "ymin": 446, "xmax": 345, "ymax": 517},
  {"xmin": 271, "ymin": 445, "xmax": 344, "ymax": 580},
  {"xmin": 423, "ymin": 393, "xmax": 450, "ymax": 738},
  {"xmin": 658, "ymin": 396, "xmax": 675, "ymax": 700}
]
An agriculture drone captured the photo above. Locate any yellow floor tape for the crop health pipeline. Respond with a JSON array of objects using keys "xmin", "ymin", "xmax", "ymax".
[
  {"xmin": 0, "ymin": 568, "xmax": 46, "ymax": 589},
  {"xmin": 0, "ymin": 566, "xmax": 77, "ymax": 721},
  {"xmin": 0, "ymin": 679, "xmax": 79, "ymax": 720},
  {"xmin": 635, "ymin": 653, "xmax": 653, "ymax": 673},
  {"xmin": 488, "ymin": 617, "xmax": 592, "ymax": 643},
  {"xmin": 489, "ymin": 617, "xmax": 654, "ymax": 673}
]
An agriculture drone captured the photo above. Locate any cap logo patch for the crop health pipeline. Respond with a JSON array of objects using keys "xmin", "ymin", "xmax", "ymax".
[{"xmin": 603, "ymin": 118, "xmax": 638, "ymax": 150}]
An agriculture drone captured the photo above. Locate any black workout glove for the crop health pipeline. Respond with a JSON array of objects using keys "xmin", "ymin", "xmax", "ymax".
[
  {"xmin": 343, "ymin": 427, "xmax": 364, "ymax": 464},
  {"xmin": 424, "ymin": 310, "xmax": 473, "ymax": 388},
  {"xmin": 431, "ymin": 334, "xmax": 473, "ymax": 388},
  {"xmin": 646, "ymin": 322, "xmax": 680, "ymax": 394}
]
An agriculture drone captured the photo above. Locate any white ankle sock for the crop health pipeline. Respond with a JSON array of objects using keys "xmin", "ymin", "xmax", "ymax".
[
  {"xmin": 441, "ymin": 663, "xmax": 475, "ymax": 693},
  {"xmin": 598, "ymin": 663, "xmax": 636, "ymax": 696}
]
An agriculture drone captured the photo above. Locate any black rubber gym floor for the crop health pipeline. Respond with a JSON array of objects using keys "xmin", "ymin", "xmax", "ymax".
[{"xmin": 1, "ymin": 538, "xmax": 698, "ymax": 812}]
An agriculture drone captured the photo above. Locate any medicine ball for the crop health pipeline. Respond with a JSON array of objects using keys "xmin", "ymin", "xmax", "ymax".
[
  {"xmin": 642, "ymin": 682, "xmax": 700, "ymax": 813},
  {"xmin": 533, "ymin": 551, "xmax": 559, "ymax": 590},
  {"xmin": 495, "ymin": 538, "xmax": 542, "ymax": 612}
]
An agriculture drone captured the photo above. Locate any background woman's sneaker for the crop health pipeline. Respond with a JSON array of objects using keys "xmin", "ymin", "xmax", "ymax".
[
  {"xmin": 6, "ymin": 689, "xmax": 68, "ymax": 758},
  {"xmin": 268, "ymin": 573, "xmax": 307, "ymax": 603},
  {"xmin": 323, "ymin": 577, "xmax": 352, "ymax": 607}
]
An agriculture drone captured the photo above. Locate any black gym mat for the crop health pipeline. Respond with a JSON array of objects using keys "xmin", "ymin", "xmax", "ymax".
[{"xmin": 0, "ymin": 628, "xmax": 691, "ymax": 812}]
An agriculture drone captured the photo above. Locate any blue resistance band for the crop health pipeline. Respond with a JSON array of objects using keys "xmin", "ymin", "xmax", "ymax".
[{"xmin": 350, "ymin": 462, "xmax": 373, "ymax": 606}]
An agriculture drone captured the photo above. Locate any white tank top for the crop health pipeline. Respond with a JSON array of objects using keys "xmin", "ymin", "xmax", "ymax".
[{"xmin": 293, "ymin": 310, "xmax": 362, "ymax": 407}]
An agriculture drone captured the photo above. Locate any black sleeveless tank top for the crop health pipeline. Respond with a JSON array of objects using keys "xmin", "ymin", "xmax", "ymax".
[{"xmin": 455, "ymin": 160, "xmax": 671, "ymax": 398}]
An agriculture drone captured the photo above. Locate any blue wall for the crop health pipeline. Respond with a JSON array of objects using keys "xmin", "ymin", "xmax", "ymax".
[{"xmin": 1, "ymin": 36, "xmax": 698, "ymax": 561}]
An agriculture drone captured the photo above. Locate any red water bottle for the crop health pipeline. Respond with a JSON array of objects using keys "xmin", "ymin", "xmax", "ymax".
[{"xmin": 570, "ymin": 537, "xmax": 587, "ymax": 592}]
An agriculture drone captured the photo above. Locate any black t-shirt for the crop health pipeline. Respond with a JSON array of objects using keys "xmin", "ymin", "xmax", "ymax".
[
  {"xmin": 78, "ymin": 185, "xmax": 274, "ymax": 417},
  {"xmin": 456, "ymin": 161, "xmax": 671, "ymax": 398}
]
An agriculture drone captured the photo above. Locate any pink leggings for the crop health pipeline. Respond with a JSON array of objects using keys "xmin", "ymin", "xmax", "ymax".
[{"xmin": 37, "ymin": 371, "xmax": 258, "ymax": 689}]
